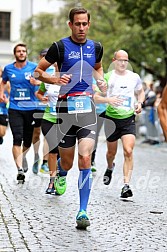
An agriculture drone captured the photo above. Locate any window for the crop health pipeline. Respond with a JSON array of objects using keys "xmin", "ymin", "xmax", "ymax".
[{"xmin": 0, "ymin": 12, "xmax": 10, "ymax": 40}]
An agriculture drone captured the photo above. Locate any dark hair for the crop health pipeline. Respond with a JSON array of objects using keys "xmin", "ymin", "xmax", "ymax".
[
  {"xmin": 13, "ymin": 43, "xmax": 27, "ymax": 54},
  {"xmin": 69, "ymin": 7, "xmax": 90, "ymax": 23},
  {"xmin": 40, "ymin": 48, "xmax": 49, "ymax": 56}
]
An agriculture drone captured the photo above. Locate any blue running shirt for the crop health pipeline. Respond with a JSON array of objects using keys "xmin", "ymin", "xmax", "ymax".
[{"xmin": 2, "ymin": 61, "xmax": 37, "ymax": 111}]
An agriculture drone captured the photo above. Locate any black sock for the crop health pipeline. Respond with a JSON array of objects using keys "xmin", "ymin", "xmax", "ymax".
[
  {"xmin": 43, "ymin": 160, "xmax": 47, "ymax": 165},
  {"xmin": 50, "ymin": 177, "xmax": 55, "ymax": 183}
]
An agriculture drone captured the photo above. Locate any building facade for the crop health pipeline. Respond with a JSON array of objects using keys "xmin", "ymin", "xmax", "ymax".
[{"xmin": 0, "ymin": 0, "xmax": 64, "ymax": 68}]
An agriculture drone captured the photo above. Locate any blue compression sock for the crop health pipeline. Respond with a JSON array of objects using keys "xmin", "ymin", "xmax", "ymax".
[
  {"xmin": 78, "ymin": 168, "xmax": 92, "ymax": 211},
  {"xmin": 57, "ymin": 158, "xmax": 67, "ymax": 176}
]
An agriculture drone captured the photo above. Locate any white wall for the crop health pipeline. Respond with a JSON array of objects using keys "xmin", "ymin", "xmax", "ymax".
[
  {"xmin": 0, "ymin": 0, "xmax": 21, "ymax": 41},
  {"xmin": 21, "ymin": 0, "xmax": 65, "ymax": 22},
  {"xmin": 33, "ymin": 0, "xmax": 64, "ymax": 15},
  {"xmin": 0, "ymin": 0, "xmax": 64, "ymax": 68}
]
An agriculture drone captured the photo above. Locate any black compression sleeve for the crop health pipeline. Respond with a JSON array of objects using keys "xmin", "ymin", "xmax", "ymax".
[
  {"xmin": 45, "ymin": 43, "xmax": 59, "ymax": 64},
  {"xmin": 96, "ymin": 45, "xmax": 103, "ymax": 63}
]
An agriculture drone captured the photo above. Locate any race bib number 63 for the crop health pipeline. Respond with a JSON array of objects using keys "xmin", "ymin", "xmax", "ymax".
[{"xmin": 67, "ymin": 95, "xmax": 92, "ymax": 114}]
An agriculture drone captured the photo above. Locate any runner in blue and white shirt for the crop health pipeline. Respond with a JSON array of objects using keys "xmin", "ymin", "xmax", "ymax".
[
  {"xmin": 34, "ymin": 7, "xmax": 107, "ymax": 229},
  {"xmin": 0, "ymin": 43, "xmax": 39, "ymax": 182}
]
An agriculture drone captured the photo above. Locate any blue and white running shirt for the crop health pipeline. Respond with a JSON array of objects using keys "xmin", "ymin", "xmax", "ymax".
[{"xmin": 2, "ymin": 61, "xmax": 37, "ymax": 111}]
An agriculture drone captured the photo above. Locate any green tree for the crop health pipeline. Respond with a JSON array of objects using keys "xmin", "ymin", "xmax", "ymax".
[
  {"xmin": 21, "ymin": 0, "xmax": 167, "ymax": 86},
  {"xmin": 60, "ymin": 0, "xmax": 167, "ymax": 86},
  {"xmin": 115, "ymin": 0, "xmax": 167, "ymax": 87},
  {"xmin": 54, "ymin": 0, "xmax": 131, "ymax": 72},
  {"xmin": 21, "ymin": 0, "xmax": 128, "ymax": 71},
  {"xmin": 21, "ymin": 12, "xmax": 70, "ymax": 61}
]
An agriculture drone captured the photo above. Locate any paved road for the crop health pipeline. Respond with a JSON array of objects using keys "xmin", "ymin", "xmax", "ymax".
[{"xmin": 0, "ymin": 127, "xmax": 167, "ymax": 252}]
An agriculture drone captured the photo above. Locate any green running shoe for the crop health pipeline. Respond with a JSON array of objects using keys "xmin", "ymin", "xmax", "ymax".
[
  {"xmin": 76, "ymin": 210, "xmax": 90, "ymax": 229},
  {"xmin": 91, "ymin": 162, "xmax": 97, "ymax": 172},
  {"xmin": 54, "ymin": 174, "xmax": 67, "ymax": 195}
]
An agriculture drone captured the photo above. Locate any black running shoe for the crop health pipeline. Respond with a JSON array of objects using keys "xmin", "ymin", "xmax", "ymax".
[
  {"xmin": 0, "ymin": 137, "xmax": 3, "ymax": 145},
  {"xmin": 121, "ymin": 184, "xmax": 133, "ymax": 198},
  {"xmin": 46, "ymin": 181, "xmax": 55, "ymax": 194},
  {"xmin": 103, "ymin": 163, "xmax": 115, "ymax": 185},
  {"xmin": 17, "ymin": 169, "xmax": 25, "ymax": 183}
]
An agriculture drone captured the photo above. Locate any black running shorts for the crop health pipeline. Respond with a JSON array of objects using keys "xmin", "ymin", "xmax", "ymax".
[
  {"xmin": 0, "ymin": 114, "xmax": 8, "ymax": 126},
  {"xmin": 104, "ymin": 114, "xmax": 136, "ymax": 142},
  {"xmin": 57, "ymin": 98, "xmax": 97, "ymax": 148}
]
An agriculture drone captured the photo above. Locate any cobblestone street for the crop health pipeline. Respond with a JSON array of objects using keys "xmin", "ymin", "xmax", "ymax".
[{"xmin": 0, "ymin": 127, "xmax": 167, "ymax": 252}]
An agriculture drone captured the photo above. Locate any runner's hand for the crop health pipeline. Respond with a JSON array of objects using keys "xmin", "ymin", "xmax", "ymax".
[
  {"xmin": 107, "ymin": 96, "xmax": 124, "ymax": 106},
  {"xmin": 59, "ymin": 74, "xmax": 72, "ymax": 85},
  {"xmin": 96, "ymin": 79, "xmax": 107, "ymax": 93},
  {"xmin": 0, "ymin": 93, "xmax": 5, "ymax": 103}
]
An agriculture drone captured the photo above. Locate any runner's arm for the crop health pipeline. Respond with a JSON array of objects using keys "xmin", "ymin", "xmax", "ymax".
[
  {"xmin": 157, "ymin": 86, "xmax": 167, "ymax": 141},
  {"xmin": 93, "ymin": 62, "xmax": 107, "ymax": 93},
  {"xmin": 0, "ymin": 80, "xmax": 7, "ymax": 102}
]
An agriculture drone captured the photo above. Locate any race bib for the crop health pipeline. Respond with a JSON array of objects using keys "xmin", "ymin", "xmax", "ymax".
[
  {"xmin": 49, "ymin": 103, "xmax": 57, "ymax": 115},
  {"xmin": 67, "ymin": 95, "xmax": 92, "ymax": 114},
  {"xmin": 14, "ymin": 88, "xmax": 30, "ymax": 100},
  {"xmin": 119, "ymin": 95, "xmax": 131, "ymax": 108},
  {"xmin": 36, "ymin": 101, "xmax": 47, "ymax": 110}
]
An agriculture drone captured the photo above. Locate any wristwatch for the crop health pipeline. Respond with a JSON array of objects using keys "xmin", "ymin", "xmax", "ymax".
[{"xmin": 97, "ymin": 79, "xmax": 104, "ymax": 83}]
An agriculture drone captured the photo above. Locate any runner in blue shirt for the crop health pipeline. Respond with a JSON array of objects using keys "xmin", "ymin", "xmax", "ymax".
[
  {"xmin": 0, "ymin": 43, "xmax": 39, "ymax": 183},
  {"xmin": 34, "ymin": 7, "xmax": 107, "ymax": 229},
  {"xmin": 0, "ymin": 70, "xmax": 10, "ymax": 145}
]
